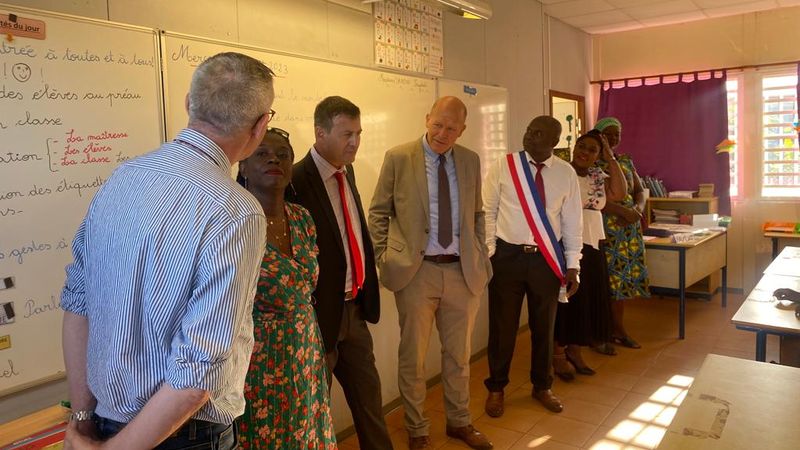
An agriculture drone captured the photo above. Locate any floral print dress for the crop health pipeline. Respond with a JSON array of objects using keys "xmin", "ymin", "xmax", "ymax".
[
  {"xmin": 238, "ymin": 203, "xmax": 337, "ymax": 450},
  {"xmin": 597, "ymin": 155, "xmax": 650, "ymax": 300}
]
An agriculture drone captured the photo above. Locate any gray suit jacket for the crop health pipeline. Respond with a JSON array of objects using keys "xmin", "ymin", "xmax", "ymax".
[{"xmin": 368, "ymin": 138, "xmax": 491, "ymax": 294}]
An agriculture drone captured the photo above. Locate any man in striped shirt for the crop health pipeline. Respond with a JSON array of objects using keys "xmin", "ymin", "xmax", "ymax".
[{"xmin": 60, "ymin": 52, "xmax": 274, "ymax": 450}]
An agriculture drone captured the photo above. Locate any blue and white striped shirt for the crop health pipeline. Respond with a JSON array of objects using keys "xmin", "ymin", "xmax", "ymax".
[{"xmin": 61, "ymin": 128, "xmax": 267, "ymax": 425}]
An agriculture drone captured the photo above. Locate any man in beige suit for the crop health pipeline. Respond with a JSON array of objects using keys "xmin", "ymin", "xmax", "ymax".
[{"xmin": 369, "ymin": 97, "xmax": 493, "ymax": 450}]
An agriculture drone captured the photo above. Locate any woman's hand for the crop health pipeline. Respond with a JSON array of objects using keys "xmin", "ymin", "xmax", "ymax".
[
  {"xmin": 599, "ymin": 134, "xmax": 615, "ymax": 162},
  {"xmin": 619, "ymin": 207, "xmax": 642, "ymax": 225}
]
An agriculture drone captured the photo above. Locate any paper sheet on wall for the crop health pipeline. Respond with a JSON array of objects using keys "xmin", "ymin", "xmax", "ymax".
[{"xmin": 373, "ymin": 0, "xmax": 443, "ymax": 76}]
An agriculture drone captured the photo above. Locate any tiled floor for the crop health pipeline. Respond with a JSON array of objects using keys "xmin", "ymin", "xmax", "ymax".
[{"xmin": 338, "ymin": 291, "xmax": 779, "ymax": 449}]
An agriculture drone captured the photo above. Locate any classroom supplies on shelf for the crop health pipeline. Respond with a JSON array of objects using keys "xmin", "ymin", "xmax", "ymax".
[
  {"xmin": 667, "ymin": 190, "xmax": 696, "ymax": 199},
  {"xmin": 763, "ymin": 221, "xmax": 800, "ymax": 234}
]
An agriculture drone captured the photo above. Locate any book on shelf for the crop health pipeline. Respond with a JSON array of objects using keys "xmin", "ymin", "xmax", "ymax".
[
  {"xmin": 667, "ymin": 190, "xmax": 696, "ymax": 199},
  {"xmin": 5, "ymin": 422, "xmax": 66, "ymax": 449},
  {"xmin": 697, "ymin": 183, "xmax": 715, "ymax": 198},
  {"xmin": 763, "ymin": 221, "xmax": 800, "ymax": 233},
  {"xmin": 652, "ymin": 208, "xmax": 680, "ymax": 224}
]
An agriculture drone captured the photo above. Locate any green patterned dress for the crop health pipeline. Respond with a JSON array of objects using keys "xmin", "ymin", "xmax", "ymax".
[
  {"xmin": 598, "ymin": 155, "xmax": 650, "ymax": 300},
  {"xmin": 238, "ymin": 203, "xmax": 337, "ymax": 450}
]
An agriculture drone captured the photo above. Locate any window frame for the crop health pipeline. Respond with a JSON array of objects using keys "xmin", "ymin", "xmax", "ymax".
[{"xmin": 758, "ymin": 69, "xmax": 799, "ymax": 199}]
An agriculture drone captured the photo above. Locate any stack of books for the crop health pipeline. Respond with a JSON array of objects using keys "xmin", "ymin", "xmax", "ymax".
[
  {"xmin": 652, "ymin": 208, "xmax": 680, "ymax": 224},
  {"xmin": 642, "ymin": 176, "xmax": 667, "ymax": 198},
  {"xmin": 698, "ymin": 183, "xmax": 715, "ymax": 198}
]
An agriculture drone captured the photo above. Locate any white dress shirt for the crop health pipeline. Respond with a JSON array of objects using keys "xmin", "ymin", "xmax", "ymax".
[
  {"xmin": 483, "ymin": 152, "xmax": 583, "ymax": 269},
  {"xmin": 310, "ymin": 146, "xmax": 366, "ymax": 293}
]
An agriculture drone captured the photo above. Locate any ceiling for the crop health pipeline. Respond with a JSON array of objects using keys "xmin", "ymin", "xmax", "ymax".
[{"xmin": 539, "ymin": 0, "xmax": 800, "ymax": 34}]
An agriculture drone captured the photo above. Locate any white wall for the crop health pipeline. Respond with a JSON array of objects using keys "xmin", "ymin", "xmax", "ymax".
[
  {"xmin": 592, "ymin": 6, "xmax": 800, "ymax": 291},
  {"xmin": 0, "ymin": 0, "xmax": 594, "ymax": 432}
]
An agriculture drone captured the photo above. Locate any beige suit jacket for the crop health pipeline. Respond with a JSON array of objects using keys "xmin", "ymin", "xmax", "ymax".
[{"xmin": 368, "ymin": 138, "xmax": 492, "ymax": 295}]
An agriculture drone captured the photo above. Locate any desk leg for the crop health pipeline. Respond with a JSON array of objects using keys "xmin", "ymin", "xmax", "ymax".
[
  {"xmin": 679, "ymin": 249, "xmax": 686, "ymax": 340},
  {"xmin": 772, "ymin": 237, "xmax": 778, "ymax": 260},
  {"xmin": 721, "ymin": 265, "xmax": 727, "ymax": 308},
  {"xmin": 756, "ymin": 331, "xmax": 767, "ymax": 362}
]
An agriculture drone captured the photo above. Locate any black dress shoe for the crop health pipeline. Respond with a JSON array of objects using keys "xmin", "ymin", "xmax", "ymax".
[{"xmin": 566, "ymin": 352, "xmax": 596, "ymax": 376}]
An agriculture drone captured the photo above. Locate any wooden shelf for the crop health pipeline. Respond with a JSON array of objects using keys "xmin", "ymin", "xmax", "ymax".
[{"xmin": 645, "ymin": 197, "xmax": 720, "ymax": 296}]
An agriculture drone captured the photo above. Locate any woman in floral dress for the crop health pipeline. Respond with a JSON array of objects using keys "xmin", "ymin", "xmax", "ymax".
[
  {"xmin": 237, "ymin": 128, "xmax": 337, "ymax": 449},
  {"xmin": 594, "ymin": 117, "xmax": 650, "ymax": 353}
]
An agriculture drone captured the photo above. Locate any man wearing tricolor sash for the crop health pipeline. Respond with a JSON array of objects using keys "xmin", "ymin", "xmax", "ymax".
[{"xmin": 482, "ymin": 116, "xmax": 583, "ymax": 416}]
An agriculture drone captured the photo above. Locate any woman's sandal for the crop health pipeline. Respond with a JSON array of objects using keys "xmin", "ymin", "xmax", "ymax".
[
  {"xmin": 612, "ymin": 335, "xmax": 642, "ymax": 349},
  {"xmin": 591, "ymin": 342, "xmax": 617, "ymax": 356},
  {"xmin": 553, "ymin": 354, "xmax": 575, "ymax": 381},
  {"xmin": 565, "ymin": 352, "xmax": 596, "ymax": 376}
]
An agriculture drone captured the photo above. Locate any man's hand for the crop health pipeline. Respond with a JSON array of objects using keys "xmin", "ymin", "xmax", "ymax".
[
  {"xmin": 64, "ymin": 421, "xmax": 103, "ymax": 450},
  {"xmin": 565, "ymin": 269, "xmax": 580, "ymax": 297}
]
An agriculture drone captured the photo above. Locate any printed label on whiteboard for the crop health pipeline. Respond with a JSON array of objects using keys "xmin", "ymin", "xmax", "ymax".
[
  {"xmin": 0, "ymin": 302, "xmax": 15, "ymax": 325},
  {"xmin": 0, "ymin": 277, "xmax": 15, "ymax": 290},
  {"xmin": 0, "ymin": 13, "xmax": 46, "ymax": 40}
]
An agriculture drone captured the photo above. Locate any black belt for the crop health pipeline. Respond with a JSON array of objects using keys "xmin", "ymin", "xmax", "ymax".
[
  {"xmin": 497, "ymin": 239, "xmax": 539, "ymax": 254},
  {"xmin": 423, "ymin": 254, "xmax": 460, "ymax": 264}
]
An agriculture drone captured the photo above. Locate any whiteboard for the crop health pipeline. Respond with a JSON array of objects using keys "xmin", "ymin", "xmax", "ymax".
[
  {"xmin": 0, "ymin": 4, "xmax": 164, "ymax": 396},
  {"xmin": 436, "ymin": 79, "xmax": 510, "ymax": 177},
  {"xmin": 161, "ymin": 31, "xmax": 437, "ymax": 430}
]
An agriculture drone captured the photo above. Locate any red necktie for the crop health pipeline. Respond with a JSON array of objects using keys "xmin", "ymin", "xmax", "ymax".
[
  {"xmin": 533, "ymin": 162, "xmax": 546, "ymax": 209},
  {"xmin": 334, "ymin": 171, "xmax": 364, "ymax": 298}
]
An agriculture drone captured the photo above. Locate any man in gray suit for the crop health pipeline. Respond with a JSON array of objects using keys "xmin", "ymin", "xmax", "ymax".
[{"xmin": 369, "ymin": 96, "xmax": 493, "ymax": 450}]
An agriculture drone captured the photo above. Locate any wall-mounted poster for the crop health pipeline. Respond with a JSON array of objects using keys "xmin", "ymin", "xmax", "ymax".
[{"xmin": 374, "ymin": 0, "xmax": 443, "ymax": 76}]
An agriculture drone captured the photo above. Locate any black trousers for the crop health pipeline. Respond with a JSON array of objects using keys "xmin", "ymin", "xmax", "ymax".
[
  {"xmin": 484, "ymin": 239, "xmax": 561, "ymax": 392},
  {"xmin": 326, "ymin": 300, "xmax": 393, "ymax": 450}
]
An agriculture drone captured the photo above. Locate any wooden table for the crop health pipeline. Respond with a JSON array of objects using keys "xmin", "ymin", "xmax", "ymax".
[
  {"xmin": 731, "ymin": 246, "xmax": 800, "ymax": 361},
  {"xmin": 0, "ymin": 405, "xmax": 67, "ymax": 447},
  {"xmin": 645, "ymin": 230, "xmax": 728, "ymax": 339},
  {"xmin": 765, "ymin": 231, "xmax": 800, "ymax": 259},
  {"xmin": 658, "ymin": 354, "xmax": 800, "ymax": 449}
]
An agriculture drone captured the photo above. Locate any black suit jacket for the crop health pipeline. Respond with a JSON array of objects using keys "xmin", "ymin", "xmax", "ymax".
[{"xmin": 290, "ymin": 153, "xmax": 380, "ymax": 352}]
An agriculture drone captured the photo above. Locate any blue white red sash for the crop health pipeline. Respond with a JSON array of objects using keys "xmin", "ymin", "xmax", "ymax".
[{"xmin": 506, "ymin": 152, "xmax": 567, "ymax": 283}]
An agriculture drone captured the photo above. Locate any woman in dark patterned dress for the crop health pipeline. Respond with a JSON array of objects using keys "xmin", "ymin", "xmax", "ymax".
[
  {"xmin": 553, "ymin": 130, "xmax": 626, "ymax": 379},
  {"xmin": 593, "ymin": 117, "xmax": 650, "ymax": 353},
  {"xmin": 237, "ymin": 128, "xmax": 337, "ymax": 449}
]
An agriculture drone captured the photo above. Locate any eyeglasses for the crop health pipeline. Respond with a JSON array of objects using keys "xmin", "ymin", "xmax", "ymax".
[
  {"xmin": 268, "ymin": 127, "xmax": 290, "ymax": 140},
  {"xmin": 267, "ymin": 109, "xmax": 276, "ymax": 122}
]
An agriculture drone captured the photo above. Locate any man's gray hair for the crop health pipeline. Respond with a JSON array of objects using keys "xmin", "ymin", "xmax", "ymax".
[{"xmin": 188, "ymin": 52, "xmax": 275, "ymax": 135}]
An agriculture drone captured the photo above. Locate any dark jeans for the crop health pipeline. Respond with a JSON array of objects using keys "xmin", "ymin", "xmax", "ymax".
[
  {"xmin": 484, "ymin": 239, "xmax": 561, "ymax": 392},
  {"xmin": 95, "ymin": 416, "xmax": 237, "ymax": 450}
]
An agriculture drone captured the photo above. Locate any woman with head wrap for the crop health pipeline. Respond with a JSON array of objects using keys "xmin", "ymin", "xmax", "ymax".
[
  {"xmin": 592, "ymin": 117, "xmax": 649, "ymax": 354},
  {"xmin": 552, "ymin": 130, "xmax": 627, "ymax": 380},
  {"xmin": 237, "ymin": 128, "xmax": 337, "ymax": 449}
]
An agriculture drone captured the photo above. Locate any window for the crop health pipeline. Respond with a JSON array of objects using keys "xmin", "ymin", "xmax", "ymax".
[
  {"xmin": 761, "ymin": 73, "xmax": 799, "ymax": 197},
  {"xmin": 726, "ymin": 79, "xmax": 739, "ymax": 197}
]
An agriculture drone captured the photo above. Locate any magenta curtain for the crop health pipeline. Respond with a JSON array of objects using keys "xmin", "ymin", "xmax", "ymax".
[{"xmin": 598, "ymin": 74, "xmax": 730, "ymax": 214}]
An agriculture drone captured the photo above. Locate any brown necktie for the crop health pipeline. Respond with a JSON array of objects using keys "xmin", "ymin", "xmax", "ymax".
[
  {"xmin": 438, "ymin": 154, "xmax": 452, "ymax": 248},
  {"xmin": 533, "ymin": 162, "xmax": 546, "ymax": 209}
]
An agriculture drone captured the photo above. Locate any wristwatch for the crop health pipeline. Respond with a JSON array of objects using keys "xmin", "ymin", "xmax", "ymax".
[{"xmin": 69, "ymin": 410, "xmax": 94, "ymax": 422}]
